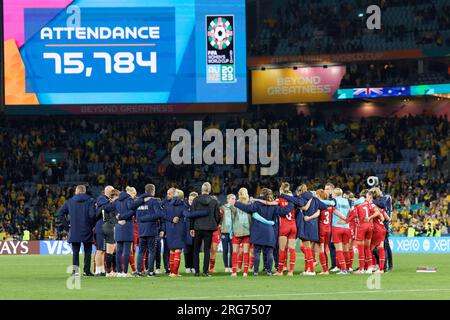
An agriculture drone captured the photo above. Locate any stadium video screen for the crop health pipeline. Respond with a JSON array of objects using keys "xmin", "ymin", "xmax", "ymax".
[{"xmin": 2, "ymin": 0, "xmax": 247, "ymax": 105}]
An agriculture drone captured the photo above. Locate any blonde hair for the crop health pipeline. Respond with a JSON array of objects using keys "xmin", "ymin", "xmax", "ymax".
[
  {"xmin": 238, "ymin": 188, "xmax": 249, "ymax": 203},
  {"xmin": 174, "ymin": 189, "xmax": 184, "ymax": 199},
  {"xmin": 280, "ymin": 182, "xmax": 290, "ymax": 193},
  {"xmin": 75, "ymin": 185, "xmax": 86, "ymax": 194},
  {"xmin": 226, "ymin": 194, "xmax": 236, "ymax": 201},
  {"xmin": 360, "ymin": 189, "xmax": 368, "ymax": 198},
  {"xmin": 110, "ymin": 189, "xmax": 120, "ymax": 198},
  {"xmin": 296, "ymin": 184, "xmax": 308, "ymax": 196},
  {"xmin": 189, "ymin": 192, "xmax": 198, "ymax": 198},
  {"xmin": 201, "ymin": 182, "xmax": 211, "ymax": 194},
  {"xmin": 126, "ymin": 186, "xmax": 137, "ymax": 199},
  {"xmin": 260, "ymin": 188, "xmax": 274, "ymax": 201},
  {"xmin": 370, "ymin": 187, "xmax": 382, "ymax": 199},
  {"xmin": 333, "ymin": 188, "xmax": 343, "ymax": 197}
]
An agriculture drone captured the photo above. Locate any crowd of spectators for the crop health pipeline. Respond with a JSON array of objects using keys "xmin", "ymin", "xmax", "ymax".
[{"xmin": 0, "ymin": 112, "xmax": 448, "ymax": 240}]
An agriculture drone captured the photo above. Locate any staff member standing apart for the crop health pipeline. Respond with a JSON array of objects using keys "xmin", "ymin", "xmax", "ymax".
[
  {"xmin": 57, "ymin": 185, "xmax": 96, "ymax": 276},
  {"xmin": 190, "ymin": 182, "xmax": 221, "ymax": 277}
]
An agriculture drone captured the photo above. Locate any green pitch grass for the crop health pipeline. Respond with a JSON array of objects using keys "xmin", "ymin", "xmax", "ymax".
[{"xmin": 1, "ymin": 254, "xmax": 449, "ymax": 300}]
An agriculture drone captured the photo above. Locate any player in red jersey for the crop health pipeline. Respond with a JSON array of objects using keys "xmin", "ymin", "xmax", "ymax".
[
  {"xmin": 368, "ymin": 188, "xmax": 390, "ymax": 273},
  {"xmin": 209, "ymin": 225, "xmax": 221, "ymax": 273},
  {"xmin": 346, "ymin": 189, "xmax": 381, "ymax": 274},
  {"xmin": 274, "ymin": 183, "xmax": 297, "ymax": 276}
]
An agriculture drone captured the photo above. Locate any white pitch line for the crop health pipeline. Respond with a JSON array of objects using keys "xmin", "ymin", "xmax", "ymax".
[{"xmin": 154, "ymin": 288, "xmax": 450, "ymax": 300}]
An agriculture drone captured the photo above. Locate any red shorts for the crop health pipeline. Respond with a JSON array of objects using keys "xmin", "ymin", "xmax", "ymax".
[
  {"xmin": 355, "ymin": 224, "xmax": 373, "ymax": 242},
  {"xmin": 319, "ymin": 229, "xmax": 331, "ymax": 245},
  {"xmin": 212, "ymin": 229, "xmax": 221, "ymax": 245},
  {"xmin": 371, "ymin": 226, "xmax": 386, "ymax": 247},
  {"xmin": 332, "ymin": 227, "xmax": 351, "ymax": 244},
  {"xmin": 279, "ymin": 223, "xmax": 297, "ymax": 239},
  {"xmin": 232, "ymin": 235, "xmax": 250, "ymax": 245}
]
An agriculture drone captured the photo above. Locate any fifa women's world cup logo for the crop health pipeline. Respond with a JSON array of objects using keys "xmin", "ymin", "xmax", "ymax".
[
  {"xmin": 206, "ymin": 16, "xmax": 236, "ymax": 83},
  {"xmin": 208, "ymin": 17, "xmax": 233, "ymax": 50}
]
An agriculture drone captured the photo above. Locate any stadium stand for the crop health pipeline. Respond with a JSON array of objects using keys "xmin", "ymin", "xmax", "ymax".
[{"xmin": 250, "ymin": 0, "xmax": 450, "ymax": 56}]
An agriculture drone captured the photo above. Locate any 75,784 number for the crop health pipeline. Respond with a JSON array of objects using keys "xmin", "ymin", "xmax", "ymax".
[{"xmin": 43, "ymin": 52, "xmax": 157, "ymax": 77}]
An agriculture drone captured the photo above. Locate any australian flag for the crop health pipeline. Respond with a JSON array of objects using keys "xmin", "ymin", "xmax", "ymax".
[{"xmin": 353, "ymin": 86, "xmax": 410, "ymax": 98}]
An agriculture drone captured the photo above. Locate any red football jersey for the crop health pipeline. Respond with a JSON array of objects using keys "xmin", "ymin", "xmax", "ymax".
[
  {"xmin": 355, "ymin": 200, "xmax": 375, "ymax": 226},
  {"xmin": 348, "ymin": 200, "xmax": 376, "ymax": 227},
  {"xmin": 319, "ymin": 208, "xmax": 332, "ymax": 232},
  {"xmin": 348, "ymin": 207, "xmax": 357, "ymax": 231},
  {"xmin": 373, "ymin": 208, "xmax": 385, "ymax": 229},
  {"xmin": 276, "ymin": 198, "xmax": 296, "ymax": 226}
]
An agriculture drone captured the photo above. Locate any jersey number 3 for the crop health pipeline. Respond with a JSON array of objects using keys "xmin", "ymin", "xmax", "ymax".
[{"xmin": 323, "ymin": 212, "xmax": 330, "ymax": 225}]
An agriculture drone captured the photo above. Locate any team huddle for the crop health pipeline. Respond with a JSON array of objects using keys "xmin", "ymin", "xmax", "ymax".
[{"xmin": 57, "ymin": 181, "xmax": 392, "ymax": 277}]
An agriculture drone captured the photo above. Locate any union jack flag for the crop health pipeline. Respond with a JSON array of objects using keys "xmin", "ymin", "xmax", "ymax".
[{"xmin": 353, "ymin": 87, "xmax": 384, "ymax": 98}]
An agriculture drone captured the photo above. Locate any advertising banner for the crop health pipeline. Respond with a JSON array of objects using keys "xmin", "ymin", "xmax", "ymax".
[
  {"xmin": 248, "ymin": 49, "xmax": 425, "ymax": 68},
  {"xmin": 389, "ymin": 236, "xmax": 450, "ymax": 254},
  {"xmin": 337, "ymin": 83, "xmax": 450, "ymax": 100},
  {"xmin": 248, "ymin": 49, "xmax": 424, "ymax": 67},
  {"xmin": 252, "ymin": 66, "xmax": 346, "ymax": 104},
  {"xmin": 39, "ymin": 240, "xmax": 96, "ymax": 255},
  {"xmin": 2, "ymin": 238, "xmax": 449, "ymax": 255},
  {"xmin": 0, "ymin": 241, "xmax": 41, "ymax": 255},
  {"xmin": 3, "ymin": 103, "xmax": 248, "ymax": 115}
]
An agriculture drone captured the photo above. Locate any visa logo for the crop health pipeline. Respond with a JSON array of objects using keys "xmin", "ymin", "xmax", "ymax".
[{"xmin": 42, "ymin": 241, "xmax": 73, "ymax": 255}]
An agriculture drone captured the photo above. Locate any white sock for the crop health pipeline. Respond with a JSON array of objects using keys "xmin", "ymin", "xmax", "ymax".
[{"xmin": 96, "ymin": 266, "xmax": 105, "ymax": 274}]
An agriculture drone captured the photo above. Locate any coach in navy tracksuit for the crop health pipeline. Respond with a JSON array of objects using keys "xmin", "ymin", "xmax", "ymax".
[
  {"xmin": 135, "ymin": 184, "xmax": 164, "ymax": 276},
  {"xmin": 235, "ymin": 188, "xmax": 293, "ymax": 276},
  {"xmin": 161, "ymin": 191, "xmax": 189, "ymax": 276},
  {"xmin": 114, "ymin": 187, "xmax": 145, "ymax": 275},
  {"xmin": 56, "ymin": 185, "xmax": 96, "ymax": 276},
  {"xmin": 162, "ymin": 197, "xmax": 186, "ymax": 251}
]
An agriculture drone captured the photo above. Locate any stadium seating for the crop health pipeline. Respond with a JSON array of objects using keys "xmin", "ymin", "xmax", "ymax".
[{"xmin": 251, "ymin": 0, "xmax": 450, "ymax": 57}]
